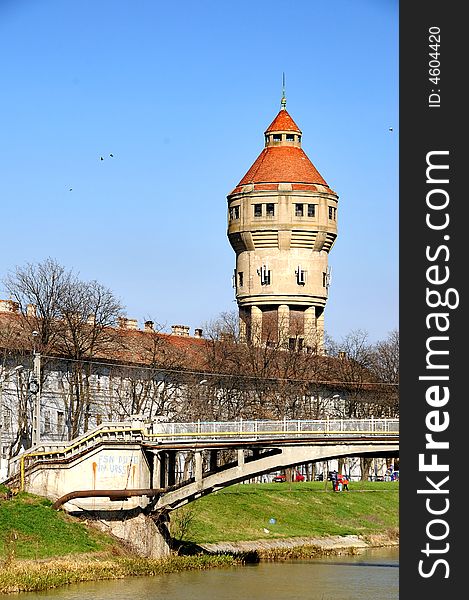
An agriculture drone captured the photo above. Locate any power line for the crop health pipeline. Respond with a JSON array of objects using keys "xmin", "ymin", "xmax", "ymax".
[{"xmin": 40, "ymin": 354, "xmax": 399, "ymax": 388}]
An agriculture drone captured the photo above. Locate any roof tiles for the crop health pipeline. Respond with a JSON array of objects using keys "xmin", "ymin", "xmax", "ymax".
[
  {"xmin": 265, "ymin": 109, "xmax": 302, "ymax": 133},
  {"xmin": 236, "ymin": 146, "xmax": 329, "ymax": 188}
]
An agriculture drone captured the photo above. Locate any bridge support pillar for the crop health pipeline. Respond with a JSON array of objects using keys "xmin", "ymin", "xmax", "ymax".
[
  {"xmin": 153, "ymin": 451, "xmax": 163, "ymax": 488},
  {"xmin": 93, "ymin": 512, "xmax": 171, "ymax": 559},
  {"xmin": 237, "ymin": 449, "xmax": 245, "ymax": 468},
  {"xmin": 194, "ymin": 451, "xmax": 203, "ymax": 482}
]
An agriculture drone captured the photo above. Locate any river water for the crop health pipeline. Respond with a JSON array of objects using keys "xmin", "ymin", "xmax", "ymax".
[{"xmin": 9, "ymin": 547, "xmax": 398, "ymax": 600}]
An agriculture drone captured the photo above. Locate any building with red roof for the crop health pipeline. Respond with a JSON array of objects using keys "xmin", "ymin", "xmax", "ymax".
[{"xmin": 227, "ymin": 95, "xmax": 339, "ymax": 352}]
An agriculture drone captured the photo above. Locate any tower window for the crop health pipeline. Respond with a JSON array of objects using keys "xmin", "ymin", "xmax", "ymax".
[
  {"xmin": 295, "ymin": 203, "xmax": 304, "ymax": 217},
  {"xmin": 258, "ymin": 265, "xmax": 271, "ymax": 285},
  {"xmin": 307, "ymin": 204, "xmax": 316, "ymax": 217},
  {"xmin": 229, "ymin": 205, "xmax": 240, "ymax": 220},
  {"xmin": 289, "ymin": 337, "xmax": 304, "ymax": 352},
  {"xmin": 296, "ymin": 266, "xmax": 307, "ymax": 285},
  {"xmin": 266, "ymin": 203, "xmax": 275, "ymax": 216},
  {"xmin": 238, "ymin": 271, "xmax": 244, "ymax": 287},
  {"xmin": 273, "ymin": 134, "xmax": 282, "ymax": 142},
  {"xmin": 254, "ymin": 204, "xmax": 262, "ymax": 217},
  {"xmin": 286, "ymin": 133, "xmax": 294, "ymax": 141},
  {"xmin": 328, "ymin": 206, "xmax": 337, "ymax": 220}
]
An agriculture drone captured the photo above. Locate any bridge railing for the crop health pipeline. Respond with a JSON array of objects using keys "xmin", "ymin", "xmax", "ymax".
[
  {"xmin": 7, "ymin": 421, "xmax": 146, "ymax": 484},
  {"xmin": 6, "ymin": 417, "xmax": 399, "ymax": 487},
  {"xmin": 147, "ymin": 418, "xmax": 399, "ymax": 440}
]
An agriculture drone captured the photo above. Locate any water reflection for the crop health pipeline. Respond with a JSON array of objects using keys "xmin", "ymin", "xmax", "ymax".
[{"xmin": 6, "ymin": 547, "xmax": 398, "ymax": 600}]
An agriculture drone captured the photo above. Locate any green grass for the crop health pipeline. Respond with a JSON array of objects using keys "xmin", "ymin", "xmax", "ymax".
[
  {"xmin": 0, "ymin": 488, "xmax": 114, "ymax": 560},
  {"xmin": 0, "ymin": 481, "xmax": 399, "ymax": 562},
  {"xmin": 175, "ymin": 481, "xmax": 399, "ymax": 544},
  {"xmin": 0, "ymin": 481, "xmax": 398, "ymax": 593}
]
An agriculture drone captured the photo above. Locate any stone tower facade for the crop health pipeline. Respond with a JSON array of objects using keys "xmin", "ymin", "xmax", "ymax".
[{"xmin": 227, "ymin": 99, "xmax": 338, "ymax": 352}]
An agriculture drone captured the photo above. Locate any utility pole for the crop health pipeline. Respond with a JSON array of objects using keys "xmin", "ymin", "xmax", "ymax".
[
  {"xmin": 31, "ymin": 352, "xmax": 41, "ymax": 446},
  {"xmin": 31, "ymin": 331, "xmax": 41, "ymax": 447}
]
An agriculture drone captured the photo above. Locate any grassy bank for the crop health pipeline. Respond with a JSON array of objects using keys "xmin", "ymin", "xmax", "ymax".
[
  {"xmin": 0, "ymin": 487, "xmax": 114, "ymax": 560},
  {"xmin": 0, "ymin": 485, "xmax": 241, "ymax": 593},
  {"xmin": 0, "ymin": 481, "xmax": 398, "ymax": 593},
  {"xmin": 172, "ymin": 481, "xmax": 399, "ymax": 545}
]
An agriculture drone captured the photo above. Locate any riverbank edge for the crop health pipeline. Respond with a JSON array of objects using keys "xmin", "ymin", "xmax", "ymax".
[
  {"xmin": 0, "ymin": 553, "xmax": 243, "ymax": 595},
  {"xmin": 0, "ymin": 531, "xmax": 399, "ymax": 595},
  {"xmin": 198, "ymin": 530, "xmax": 399, "ymax": 559}
]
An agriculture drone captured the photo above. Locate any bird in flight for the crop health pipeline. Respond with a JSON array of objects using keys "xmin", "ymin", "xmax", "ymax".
[
  {"xmin": 100, "ymin": 156, "xmax": 104, "ymax": 161},
  {"xmin": 110, "ymin": 153, "xmax": 114, "ymax": 157}
]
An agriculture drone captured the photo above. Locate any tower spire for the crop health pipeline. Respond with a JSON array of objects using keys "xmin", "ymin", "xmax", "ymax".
[{"xmin": 281, "ymin": 72, "xmax": 286, "ymax": 110}]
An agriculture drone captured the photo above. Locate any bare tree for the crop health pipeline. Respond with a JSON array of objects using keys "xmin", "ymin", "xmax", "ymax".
[
  {"xmin": 3, "ymin": 258, "xmax": 73, "ymax": 353},
  {"xmin": 110, "ymin": 325, "xmax": 190, "ymax": 421},
  {"xmin": 2, "ymin": 258, "xmax": 125, "ymax": 438}
]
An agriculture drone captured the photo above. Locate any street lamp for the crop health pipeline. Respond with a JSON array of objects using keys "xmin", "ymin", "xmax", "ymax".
[{"xmin": 0, "ymin": 365, "xmax": 23, "ymax": 480}]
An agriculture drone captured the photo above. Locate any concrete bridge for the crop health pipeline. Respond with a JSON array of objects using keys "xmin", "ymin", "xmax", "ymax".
[{"xmin": 5, "ymin": 416, "xmax": 399, "ymax": 557}]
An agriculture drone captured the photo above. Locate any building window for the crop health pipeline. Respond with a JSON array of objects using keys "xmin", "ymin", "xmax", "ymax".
[
  {"xmin": 229, "ymin": 205, "xmax": 240, "ymax": 220},
  {"xmin": 273, "ymin": 134, "xmax": 282, "ymax": 142},
  {"xmin": 295, "ymin": 203, "xmax": 304, "ymax": 217},
  {"xmin": 238, "ymin": 271, "xmax": 244, "ymax": 287},
  {"xmin": 286, "ymin": 133, "xmax": 294, "ymax": 141},
  {"xmin": 289, "ymin": 338, "xmax": 296, "ymax": 351},
  {"xmin": 3, "ymin": 408, "xmax": 11, "ymax": 432},
  {"xmin": 44, "ymin": 410, "xmax": 51, "ymax": 434},
  {"xmin": 307, "ymin": 204, "xmax": 316, "ymax": 217},
  {"xmin": 57, "ymin": 411, "xmax": 64, "ymax": 432},
  {"xmin": 328, "ymin": 206, "xmax": 337, "ymax": 220},
  {"xmin": 254, "ymin": 204, "xmax": 262, "ymax": 217},
  {"xmin": 266, "ymin": 203, "xmax": 275, "ymax": 216}
]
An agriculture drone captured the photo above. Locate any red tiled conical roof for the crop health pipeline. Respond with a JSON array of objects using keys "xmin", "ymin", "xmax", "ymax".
[
  {"xmin": 237, "ymin": 145, "xmax": 328, "ymax": 186},
  {"xmin": 265, "ymin": 109, "xmax": 302, "ymax": 133}
]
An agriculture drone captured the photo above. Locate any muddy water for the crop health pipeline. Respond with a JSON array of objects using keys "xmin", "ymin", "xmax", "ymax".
[{"xmin": 9, "ymin": 547, "xmax": 399, "ymax": 600}]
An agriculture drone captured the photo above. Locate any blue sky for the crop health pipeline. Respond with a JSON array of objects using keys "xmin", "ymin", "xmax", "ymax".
[{"xmin": 0, "ymin": 0, "xmax": 398, "ymax": 344}]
